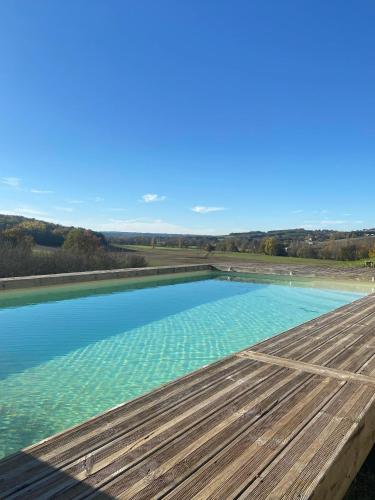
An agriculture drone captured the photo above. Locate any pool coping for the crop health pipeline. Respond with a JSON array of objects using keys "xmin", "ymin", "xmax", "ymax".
[
  {"xmin": 0, "ymin": 264, "xmax": 214, "ymax": 290},
  {"xmin": 1, "ymin": 262, "xmax": 374, "ymax": 290}
]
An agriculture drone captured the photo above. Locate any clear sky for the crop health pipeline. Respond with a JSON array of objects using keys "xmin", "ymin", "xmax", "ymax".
[{"xmin": 0, "ymin": 0, "xmax": 374, "ymax": 235}]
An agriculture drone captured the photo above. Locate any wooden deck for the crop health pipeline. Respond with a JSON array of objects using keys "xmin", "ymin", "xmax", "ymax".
[
  {"xmin": 214, "ymin": 262, "xmax": 375, "ymax": 281},
  {"xmin": 1, "ymin": 293, "xmax": 375, "ymax": 499}
]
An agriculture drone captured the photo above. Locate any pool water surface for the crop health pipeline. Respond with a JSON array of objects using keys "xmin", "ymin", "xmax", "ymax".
[{"xmin": 0, "ymin": 271, "xmax": 368, "ymax": 458}]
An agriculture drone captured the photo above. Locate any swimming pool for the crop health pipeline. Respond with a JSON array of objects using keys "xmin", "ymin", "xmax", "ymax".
[{"xmin": 0, "ymin": 271, "xmax": 369, "ymax": 458}]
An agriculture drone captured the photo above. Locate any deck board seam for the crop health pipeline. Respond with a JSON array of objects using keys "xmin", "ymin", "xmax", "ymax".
[{"xmin": 238, "ymin": 351, "xmax": 375, "ymax": 385}]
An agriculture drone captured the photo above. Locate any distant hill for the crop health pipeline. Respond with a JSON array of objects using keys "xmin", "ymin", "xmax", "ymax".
[
  {"xmin": 0, "ymin": 214, "xmax": 106, "ymax": 247},
  {"xmin": 105, "ymin": 227, "xmax": 375, "ymax": 244},
  {"xmin": 0, "ymin": 214, "xmax": 72, "ymax": 232},
  {"xmin": 1, "ymin": 213, "xmax": 375, "ymax": 250},
  {"xmin": 229, "ymin": 228, "xmax": 375, "ymax": 242}
]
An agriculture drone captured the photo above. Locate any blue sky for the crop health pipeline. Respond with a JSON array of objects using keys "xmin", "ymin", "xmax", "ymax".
[{"xmin": 0, "ymin": 0, "xmax": 374, "ymax": 235}]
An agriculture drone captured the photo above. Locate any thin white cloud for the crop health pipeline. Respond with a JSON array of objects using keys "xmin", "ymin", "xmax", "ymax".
[
  {"xmin": 303, "ymin": 219, "xmax": 364, "ymax": 228},
  {"xmin": 0, "ymin": 207, "xmax": 47, "ymax": 217},
  {"xmin": 53, "ymin": 206, "xmax": 74, "ymax": 213},
  {"xmin": 92, "ymin": 196, "xmax": 104, "ymax": 203},
  {"xmin": 191, "ymin": 206, "xmax": 225, "ymax": 214},
  {"xmin": 1, "ymin": 177, "xmax": 21, "ymax": 188},
  {"xmin": 292, "ymin": 209, "xmax": 304, "ymax": 214},
  {"xmin": 96, "ymin": 218, "xmax": 218, "ymax": 235},
  {"xmin": 141, "ymin": 193, "xmax": 166, "ymax": 203},
  {"xmin": 31, "ymin": 188, "xmax": 54, "ymax": 194},
  {"xmin": 320, "ymin": 220, "xmax": 347, "ymax": 225}
]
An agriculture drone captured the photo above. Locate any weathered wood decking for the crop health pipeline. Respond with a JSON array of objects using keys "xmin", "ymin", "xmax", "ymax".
[
  {"xmin": 1, "ymin": 293, "xmax": 375, "ymax": 499},
  {"xmin": 214, "ymin": 262, "xmax": 375, "ymax": 281}
]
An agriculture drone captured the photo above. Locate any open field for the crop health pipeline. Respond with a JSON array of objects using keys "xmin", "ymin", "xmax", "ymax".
[{"xmin": 114, "ymin": 244, "xmax": 370, "ymax": 269}]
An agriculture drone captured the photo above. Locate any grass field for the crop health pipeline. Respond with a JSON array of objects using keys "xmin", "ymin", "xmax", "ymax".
[{"xmin": 114, "ymin": 244, "xmax": 369, "ymax": 268}]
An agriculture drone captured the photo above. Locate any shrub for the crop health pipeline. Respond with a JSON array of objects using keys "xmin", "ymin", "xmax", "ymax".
[
  {"xmin": 63, "ymin": 229, "xmax": 103, "ymax": 254},
  {"xmin": 2, "ymin": 227, "xmax": 34, "ymax": 250},
  {"xmin": 339, "ymin": 244, "xmax": 357, "ymax": 261},
  {"xmin": 123, "ymin": 254, "xmax": 148, "ymax": 268},
  {"xmin": 0, "ymin": 243, "xmax": 148, "ymax": 278}
]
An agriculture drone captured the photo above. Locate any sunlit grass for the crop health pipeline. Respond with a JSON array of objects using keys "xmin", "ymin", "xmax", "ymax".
[{"xmin": 114, "ymin": 244, "xmax": 368, "ymax": 268}]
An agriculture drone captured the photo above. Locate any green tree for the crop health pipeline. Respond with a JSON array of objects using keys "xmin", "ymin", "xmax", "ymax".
[
  {"xmin": 63, "ymin": 229, "xmax": 102, "ymax": 254},
  {"xmin": 2, "ymin": 227, "xmax": 34, "ymax": 251},
  {"xmin": 225, "ymin": 239, "xmax": 239, "ymax": 252},
  {"xmin": 204, "ymin": 242, "xmax": 215, "ymax": 258},
  {"xmin": 262, "ymin": 237, "xmax": 285, "ymax": 256},
  {"xmin": 178, "ymin": 237, "xmax": 188, "ymax": 248},
  {"xmin": 339, "ymin": 244, "xmax": 357, "ymax": 261}
]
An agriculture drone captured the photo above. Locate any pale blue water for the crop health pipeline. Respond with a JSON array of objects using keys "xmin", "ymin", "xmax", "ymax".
[{"xmin": 0, "ymin": 272, "xmax": 367, "ymax": 458}]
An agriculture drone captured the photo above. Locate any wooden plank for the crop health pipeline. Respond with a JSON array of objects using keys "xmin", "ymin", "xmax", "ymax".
[
  {"xmin": 216, "ymin": 263, "xmax": 375, "ymax": 282},
  {"xmin": 159, "ymin": 377, "xmax": 343, "ymax": 500},
  {"xmin": 238, "ymin": 351, "xmax": 375, "ymax": 385},
  {"xmin": 358, "ymin": 352, "xmax": 375, "ymax": 377},
  {"xmin": 8, "ymin": 361, "xmax": 283, "ymax": 498},
  {"xmin": 60, "ymin": 370, "xmax": 316, "ymax": 498},
  {"xmin": 249, "ymin": 302, "xmax": 375, "ymax": 374},
  {"xmin": 237, "ymin": 382, "xmax": 375, "ymax": 499},
  {"xmin": 279, "ymin": 323, "xmax": 374, "ymax": 370},
  {"xmin": 326, "ymin": 333, "xmax": 375, "ymax": 373},
  {"xmin": 250, "ymin": 296, "xmax": 375, "ymax": 356},
  {"xmin": 0, "ymin": 356, "xmax": 253, "ymax": 494}
]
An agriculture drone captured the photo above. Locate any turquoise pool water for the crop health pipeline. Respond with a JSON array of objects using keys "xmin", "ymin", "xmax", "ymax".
[{"xmin": 0, "ymin": 272, "xmax": 368, "ymax": 458}]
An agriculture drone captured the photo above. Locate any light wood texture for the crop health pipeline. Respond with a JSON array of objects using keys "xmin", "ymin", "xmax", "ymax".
[{"xmin": 238, "ymin": 350, "xmax": 375, "ymax": 385}]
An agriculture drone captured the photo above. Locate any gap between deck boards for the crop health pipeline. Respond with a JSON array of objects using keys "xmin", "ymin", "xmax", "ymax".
[{"xmin": 238, "ymin": 350, "xmax": 375, "ymax": 385}]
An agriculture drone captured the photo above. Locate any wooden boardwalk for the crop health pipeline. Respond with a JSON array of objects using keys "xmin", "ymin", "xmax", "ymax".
[
  {"xmin": 214, "ymin": 262, "xmax": 375, "ymax": 281},
  {"xmin": 1, "ymin": 293, "xmax": 375, "ymax": 499}
]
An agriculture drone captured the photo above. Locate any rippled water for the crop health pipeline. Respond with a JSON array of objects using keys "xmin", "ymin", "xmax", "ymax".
[{"xmin": 0, "ymin": 272, "xmax": 367, "ymax": 458}]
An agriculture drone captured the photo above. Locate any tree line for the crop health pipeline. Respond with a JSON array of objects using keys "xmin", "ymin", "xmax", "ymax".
[
  {"xmin": 112, "ymin": 233, "xmax": 375, "ymax": 262},
  {"xmin": 0, "ymin": 225, "xmax": 147, "ymax": 278}
]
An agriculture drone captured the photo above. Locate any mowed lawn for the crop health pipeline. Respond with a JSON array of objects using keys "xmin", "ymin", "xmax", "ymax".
[{"xmin": 114, "ymin": 244, "xmax": 368, "ymax": 268}]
